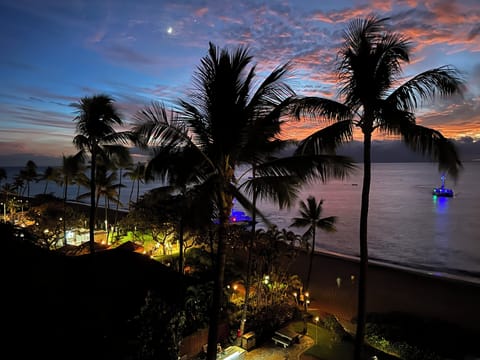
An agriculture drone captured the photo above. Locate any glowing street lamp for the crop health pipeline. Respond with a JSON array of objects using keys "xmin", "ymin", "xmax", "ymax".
[
  {"xmin": 293, "ymin": 292, "xmax": 298, "ymax": 305},
  {"xmin": 1, "ymin": 202, "xmax": 5, "ymax": 222},
  {"xmin": 314, "ymin": 316, "xmax": 319, "ymax": 344}
]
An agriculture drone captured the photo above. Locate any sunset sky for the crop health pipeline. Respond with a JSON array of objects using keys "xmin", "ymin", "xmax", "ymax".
[{"xmin": 0, "ymin": 0, "xmax": 479, "ymax": 166}]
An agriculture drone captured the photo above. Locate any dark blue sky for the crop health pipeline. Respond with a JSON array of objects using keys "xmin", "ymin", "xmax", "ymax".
[{"xmin": 0, "ymin": 0, "xmax": 479, "ymax": 166}]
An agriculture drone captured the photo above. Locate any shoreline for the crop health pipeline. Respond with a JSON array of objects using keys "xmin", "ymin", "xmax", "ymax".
[
  {"xmin": 313, "ymin": 247, "xmax": 480, "ymax": 286},
  {"xmin": 290, "ymin": 248, "xmax": 480, "ymax": 333}
]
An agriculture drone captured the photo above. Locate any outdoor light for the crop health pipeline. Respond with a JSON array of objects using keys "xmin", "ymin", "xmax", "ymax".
[
  {"xmin": 1, "ymin": 202, "xmax": 5, "ymax": 222},
  {"xmin": 314, "ymin": 316, "xmax": 319, "ymax": 344}
]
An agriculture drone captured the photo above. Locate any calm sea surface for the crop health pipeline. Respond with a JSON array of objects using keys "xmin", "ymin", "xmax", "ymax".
[
  {"xmin": 256, "ymin": 162, "xmax": 480, "ymax": 284},
  {"xmin": 4, "ymin": 162, "xmax": 480, "ymax": 284}
]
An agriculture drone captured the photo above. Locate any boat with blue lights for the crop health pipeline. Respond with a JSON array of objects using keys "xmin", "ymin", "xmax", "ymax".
[{"xmin": 432, "ymin": 174, "xmax": 454, "ymax": 197}]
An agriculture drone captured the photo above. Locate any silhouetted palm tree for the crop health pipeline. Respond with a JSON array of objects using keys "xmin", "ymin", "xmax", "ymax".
[
  {"xmin": 290, "ymin": 195, "xmax": 336, "ymax": 294},
  {"xmin": 291, "ymin": 16, "xmax": 464, "ymax": 359},
  {"xmin": 0, "ymin": 168, "xmax": 6, "ymax": 189},
  {"xmin": 124, "ymin": 162, "xmax": 148, "ymax": 208},
  {"xmin": 21, "ymin": 160, "xmax": 38, "ymax": 198},
  {"xmin": 110, "ymin": 152, "xmax": 132, "ymax": 226},
  {"xmin": 72, "ymin": 94, "xmax": 131, "ymax": 254},
  {"xmin": 40, "ymin": 166, "xmax": 59, "ymax": 195},
  {"xmin": 133, "ymin": 43, "xmax": 335, "ymax": 360},
  {"xmin": 78, "ymin": 164, "xmax": 123, "ymax": 243}
]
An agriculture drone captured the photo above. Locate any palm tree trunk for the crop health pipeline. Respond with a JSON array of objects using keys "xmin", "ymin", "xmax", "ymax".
[
  {"xmin": 105, "ymin": 195, "xmax": 109, "ymax": 244},
  {"xmin": 89, "ymin": 154, "xmax": 97, "ymax": 254},
  {"xmin": 300, "ymin": 228, "xmax": 316, "ymax": 334},
  {"xmin": 136, "ymin": 178, "xmax": 140, "ymax": 202},
  {"xmin": 206, "ymin": 212, "xmax": 229, "ymax": 360},
  {"xmin": 63, "ymin": 178, "xmax": 68, "ymax": 246},
  {"xmin": 240, "ymin": 171, "xmax": 257, "ymax": 337},
  {"xmin": 178, "ymin": 215, "xmax": 185, "ymax": 274},
  {"xmin": 114, "ymin": 168, "xmax": 122, "ymax": 227},
  {"xmin": 354, "ymin": 131, "xmax": 372, "ymax": 360},
  {"xmin": 306, "ymin": 227, "xmax": 316, "ymax": 293},
  {"xmin": 128, "ymin": 179, "xmax": 135, "ymax": 210}
]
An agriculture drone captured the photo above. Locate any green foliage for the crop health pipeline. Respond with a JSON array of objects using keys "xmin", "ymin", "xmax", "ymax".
[
  {"xmin": 244, "ymin": 303, "xmax": 298, "ymax": 342},
  {"xmin": 132, "ymin": 291, "xmax": 186, "ymax": 360},
  {"xmin": 319, "ymin": 314, "xmax": 351, "ymax": 342},
  {"xmin": 184, "ymin": 283, "xmax": 213, "ymax": 334}
]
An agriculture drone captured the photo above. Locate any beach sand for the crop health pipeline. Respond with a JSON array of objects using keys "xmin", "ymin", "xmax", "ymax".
[{"xmin": 290, "ymin": 250, "xmax": 480, "ymax": 334}]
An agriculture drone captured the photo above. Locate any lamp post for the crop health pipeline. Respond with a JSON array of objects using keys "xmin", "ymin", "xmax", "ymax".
[
  {"xmin": 1, "ymin": 202, "xmax": 5, "ymax": 222},
  {"xmin": 314, "ymin": 316, "xmax": 319, "ymax": 344}
]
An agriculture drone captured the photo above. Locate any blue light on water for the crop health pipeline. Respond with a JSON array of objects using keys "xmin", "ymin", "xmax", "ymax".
[{"xmin": 432, "ymin": 194, "xmax": 449, "ymax": 214}]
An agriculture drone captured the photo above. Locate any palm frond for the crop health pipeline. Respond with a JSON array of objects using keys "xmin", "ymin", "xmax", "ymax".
[
  {"xmin": 388, "ymin": 66, "xmax": 464, "ymax": 111},
  {"xmin": 294, "ymin": 120, "xmax": 354, "ymax": 154},
  {"xmin": 253, "ymin": 153, "xmax": 355, "ymax": 184},
  {"xmin": 400, "ymin": 124, "xmax": 462, "ymax": 180},
  {"xmin": 239, "ymin": 174, "xmax": 301, "ymax": 210},
  {"xmin": 289, "ymin": 96, "xmax": 353, "ymax": 122}
]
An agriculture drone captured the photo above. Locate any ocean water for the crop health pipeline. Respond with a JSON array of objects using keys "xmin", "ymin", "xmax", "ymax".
[
  {"xmin": 255, "ymin": 162, "xmax": 480, "ymax": 284},
  {"xmin": 3, "ymin": 162, "xmax": 480, "ymax": 284}
]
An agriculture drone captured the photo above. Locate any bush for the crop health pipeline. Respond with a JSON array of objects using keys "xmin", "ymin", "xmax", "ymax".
[{"xmin": 320, "ymin": 314, "xmax": 351, "ymax": 341}]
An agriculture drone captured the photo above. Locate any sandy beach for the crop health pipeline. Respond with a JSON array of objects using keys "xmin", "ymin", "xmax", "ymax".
[{"xmin": 290, "ymin": 249, "xmax": 480, "ymax": 334}]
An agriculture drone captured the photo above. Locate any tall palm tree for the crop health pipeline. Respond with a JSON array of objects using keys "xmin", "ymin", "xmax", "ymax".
[
  {"xmin": 290, "ymin": 195, "xmax": 336, "ymax": 295},
  {"xmin": 72, "ymin": 94, "xmax": 131, "ymax": 254},
  {"xmin": 291, "ymin": 16, "xmax": 464, "ymax": 359},
  {"xmin": 133, "ymin": 43, "xmax": 353, "ymax": 360}
]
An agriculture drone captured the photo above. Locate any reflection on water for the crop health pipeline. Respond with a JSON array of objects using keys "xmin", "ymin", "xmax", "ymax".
[{"xmin": 432, "ymin": 195, "xmax": 450, "ymax": 214}]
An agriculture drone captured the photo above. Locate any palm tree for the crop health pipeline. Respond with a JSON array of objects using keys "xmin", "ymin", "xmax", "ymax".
[
  {"xmin": 40, "ymin": 166, "xmax": 59, "ymax": 195},
  {"xmin": 124, "ymin": 162, "xmax": 148, "ymax": 209},
  {"xmin": 110, "ymin": 152, "xmax": 132, "ymax": 227},
  {"xmin": 291, "ymin": 16, "xmax": 464, "ymax": 359},
  {"xmin": 132, "ymin": 43, "xmax": 350, "ymax": 360},
  {"xmin": 0, "ymin": 168, "xmax": 7, "ymax": 189},
  {"xmin": 72, "ymin": 94, "xmax": 131, "ymax": 254},
  {"xmin": 290, "ymin": 195, "xmax": 336, "ymax": 295},
  {"xmin": 21, "ymin": 160, "xmax": 38, "ymax": 198},
  {"xmin": 58, "ymin": 152, "xmax": 85, "ymax": 245},
  {"xmin": 77, "ymin": 164, "xmax": 124, "ymax": 243}
]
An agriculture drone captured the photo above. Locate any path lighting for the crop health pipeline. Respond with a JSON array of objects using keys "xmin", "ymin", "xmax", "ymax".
[
  {"xmin": 293, "ymin": 292, "xmax": 298, "ymax": 305},
  {"xmin": 1, "ymin": 202, "xmax": 5, "ymax": 222},
  {"xmin": 315, "ymin": 316, "xmax": 319, "ymax": 344}
]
